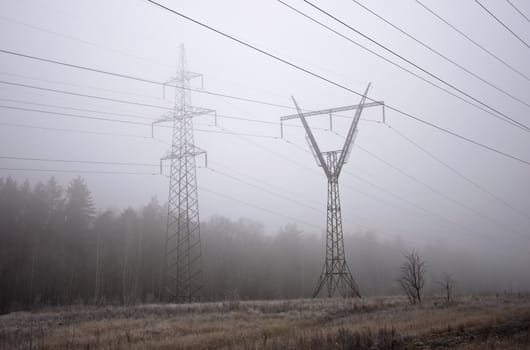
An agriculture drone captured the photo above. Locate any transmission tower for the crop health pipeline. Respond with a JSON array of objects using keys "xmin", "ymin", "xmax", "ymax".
[
  {"xmin": 154, "ymin": 44, "xmax": 214, "ymax": 303},
  {"xmin": 282, "ymin": 84, "xmax": 383, "ymax": 298}
]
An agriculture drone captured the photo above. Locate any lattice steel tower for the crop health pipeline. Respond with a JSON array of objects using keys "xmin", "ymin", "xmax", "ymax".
[
  {"xmin": 283, "ymin": 84, "xmax": 381, "ymax": 298},
  {"xmin": 155, "ymin": 44, "xmax": 214, "ymax": 303}
]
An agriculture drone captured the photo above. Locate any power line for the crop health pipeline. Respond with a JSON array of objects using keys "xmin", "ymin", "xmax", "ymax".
[
  {"xmin": 321, "ymin": 128, "xmax": 527, "ymax": 239},
  {"xmin": 5, "ymin": 84, "xmax": 525, "ymax": 238},
  {"xmin": 207, "ymin": 163, "xmax": 423, "ymax": 239},
  {"xmin": 281, "ymin": 129, "xmax": 530, "ymax": 249},
  {"xmin": 0, "ymin": 96, "xmax": 159, "ymax": 121},
  {"xmin": 0, "ymin": 104, "xmax": 148, "ymax": 125},
  {"xmin": 219, "ymin": 123, "xmax": 506, "ymax": 240},
  {"xmin": 474, "ymin": 0, "xmax": 530, "ymax": 49},
  {"xmin": 282, "ymin": 139, "xmax": 474, "ymax": 238},
  {"xmin": 348, "ymin": 0, "xmax": 530, "ymax": 109},
  {"xmin": 0, "ymin": 79, "xmax": 174, "ymax": 111},
  {"xmin": 300, "ymin": 0, "xmax": 529, "ymax": 131},
  {"xmin": 277, "ymin": 0, "xmax": 518, "ymax": 132},
  {"xmin": 342, "ymin": 168, "xmax": 486, "ymax": 239},
  {"xmin": 0, "ymin": 104, "xmax": 279, "ymax": 139},
  {"xmin": 206, "ymin": 166, "xmax": 322, "ymax": 212},
  {"xmin": 505, "ymin": 0, "xmax": 530, "ymax": 23},
  {"xmin": 2, "ymin": 116, "xmax": 522, "ymax": 243},
  {"xmin": 0, "ymin": 48, "xmax": 296, "ymax": 111},
  {"xmin": 1, "ymin": 40, "xmax": 528, "ymax": 136},
  {"xmin": 353, "ymin": 143, "xmax": 528, "ymax": 239},
  {"xmin": 0, "ymin": 152, "xmax": 324, "ymax": 228},
  {"xmin": 0, "ymin": 80, "xmax": 311, "ymax": 130},
  {"xmin": 0, "ymin": 166, "xmax": 159, "ymax": 175},
  {"xmin": 199, "ymin": 186, "xmax": 322, "ymax": 230},
  {"xmin": 0, "ymin": 155, "xmax": 159, "ymax": 167},
  {"xmin": 0, "ymin": 149, "xmax": 402, "ymax": 237},
  {"xmin": 142, "ymin": 0, "xmax": 530, "ymax": 167},
  {"xmin": 0, "ymin": 15, "xmax": 175, "ymax": 69},
  {"xmin": 0, "ymin": 161, "xmax": 408, "ymax": 236},
  {"xmin": 0, "ymin": 120, "xmax": 161, "ymax": 140},
  {"xmin": 5, "ymin": 107, "xmax": 524, "ymax": 241},
  {"xmin": 1, "ymin": 46, "xmax": 529, "ymax": 165},
  {"xmin": 387, "ymin": 123, "xmax": 530, "ymax": 222},
  {"xmin": 414, "ymin": 0, "xmax": 530, "ymax": 82},
  {"xmin": 281, "ymin": 137, "xmax": 465, "ymax": 234},
  {"xmin": 0, "ymin": 70, "xmax": 174, "ymax": 102},
  {"xmin": 0, "ymin": 67, "xmax": 392, "ymax": 127},
  {"xmin": 0, "ymin": 15, "xmax": 311, "ymax": 109}
]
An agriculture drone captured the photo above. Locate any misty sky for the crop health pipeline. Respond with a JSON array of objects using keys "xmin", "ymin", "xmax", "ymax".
[{"xmin": 0, "ymin": 0, "xmax": 529, "ymax": 256}]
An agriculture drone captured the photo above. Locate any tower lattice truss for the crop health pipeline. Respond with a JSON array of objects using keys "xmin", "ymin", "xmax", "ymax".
[
  {"xmin": 285, "ymin": 83, "xmax": 383, "ymax": 298},
  {"xmin": 315, "ymin": 151, "xmax": 360, "ymax": 297},
  {"xmin": 155, "ymin": 45, "xmax": 214, "ymax": 303}
]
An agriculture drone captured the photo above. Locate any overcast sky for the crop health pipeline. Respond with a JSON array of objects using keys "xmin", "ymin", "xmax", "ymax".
[{"xmin": 0, "ymin": 0, "xmax": 529, "ymax": 256}]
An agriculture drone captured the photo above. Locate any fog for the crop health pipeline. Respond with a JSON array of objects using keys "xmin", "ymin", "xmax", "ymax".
[{"xmin": 1, "ymin": 0, "xmax": 529, "ymax": 309}]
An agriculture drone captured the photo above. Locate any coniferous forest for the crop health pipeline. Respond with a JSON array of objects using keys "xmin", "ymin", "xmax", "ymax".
[{"xmin": 1, "ymin": 176, "xmax": 528, "ymax": 315}]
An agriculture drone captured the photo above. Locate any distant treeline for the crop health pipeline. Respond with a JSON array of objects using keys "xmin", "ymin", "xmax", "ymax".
[{"xmin": 0, "ymin": 176, "xmax": 528, "ymax": 314}]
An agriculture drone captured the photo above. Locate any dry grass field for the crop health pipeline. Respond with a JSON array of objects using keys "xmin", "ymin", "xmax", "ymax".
[{"xmin": 1, "ymin": 294, "xmax": 529, "ymax": 350}]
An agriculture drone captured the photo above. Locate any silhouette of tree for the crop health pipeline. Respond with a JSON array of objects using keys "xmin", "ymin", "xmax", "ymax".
[{"xmin": 397, "ymin": 249, "xmax": 426, "ymax": 304}]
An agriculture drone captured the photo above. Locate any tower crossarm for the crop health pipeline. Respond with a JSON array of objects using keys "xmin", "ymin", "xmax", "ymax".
[
  {"xmin": 151, "ymin": 107, "xmax": 216, "ymax": 137},
  {"xmin": 159, "ymin": 145, "xmax": 207, "ymax": 174},
  {"xmin": 280, "ymin": 100, "xmax": 383, "ymax": 121},
  {"xmin": 166, "ymin": 71, "xmax": 203, "ymax": 84}
]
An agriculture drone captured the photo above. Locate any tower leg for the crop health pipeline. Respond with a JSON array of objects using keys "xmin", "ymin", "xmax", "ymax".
[{"xmin": 313, "ymin": 152, "xmax": 360, "ymax": 298}]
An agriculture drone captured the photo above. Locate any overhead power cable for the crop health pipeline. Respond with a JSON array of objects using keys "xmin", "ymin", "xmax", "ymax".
[
  {"xmin": 0, "ymin": 80, "xmax": 314, "ymax": 131},
  {"xmin": 199, "ymin": 186, "xmax": 322, "ymax": 230},
  {"xmin": 299, "ymin": 0, "xmax": 529, "ymax": 131},
  {"xmin": 208, "ymin": 146, "xmax": 433, "ymax": 239},
  {"xmin": 0, "ymin": 15, "xmax": 174, "ymax": 69},
  {"xmin": 284, "ymin": 138, "xmax": 485, "ymax": 238},
  {"xmin": 342, "ymin": 168, "xmax": 486, "ymax": 239},
  {"xmin": 277, "ymin": 0, "xmax": 518, "ymax": 131},
  {"xmin": 217, "ymin": 123, "xmax": 508, "ymax": 240},
  {"xmin": 1, "ymin": 41, "xmax": 527, "ymax": 135},
  {"xmin": 0, "ymin": 121, "xmax": 163, "ymax": 140},
  {"xmin": 354, "ymin": 144, "xmax": 528, "ymax": 239},
  {"xmin": 0, "ymin": 166, "xmax": 159, "ymax": 175},
  {"xmin": 205, "ymin": 166, "xmax": 411, "ymax": 238},
  {"xmin": 0, "ymin": 96, "xmax": 159, "ymax": 121},
  {"xmin": 0, "ymin": 48, "xmax": 295, "ymax": 111},
  {"xmin": 0, "ymin": 153, "xmax": 323, "ymax": 229},
  {"xmin": 142, "ymin": 0, "xmax": 530, "ymax": 167},
  {"xmin": 414, "ymin": 0, "xmax": 530, "ymax": 82},
  {"xmin": 0, "ymin": 150, "xmax": 403, "ymax": 237},
  {"xmin": 505, "ymin": 0, "xmax": 530, "ymax": 23},
  {"xmin": 0, "ymin": 155, "xmax": 159, "ymax": 167},
  {"xmin": 205, "ymin": 167, "xmax": 321, "ymax": 212},
  {"xmin": 1, "ymin": 47, "xmax": 529, "ymax": 164},
  {"xmin": 0, "ymin": 104, "xmax": 279, "ymax": 139},
  {"xmin": 474, "ymin": 0, "xmax": 530, "ymax": 49},
  {"xmin": 387, "ymin": 123, "xmax": 530, "ymax": 222},
  {"xmin": 348, "ymin": 0, "xmax": 530, "ymax": 108},
  {"xmin": 0, "ymin": 79, "xmax": 174, "ymax": 111}
]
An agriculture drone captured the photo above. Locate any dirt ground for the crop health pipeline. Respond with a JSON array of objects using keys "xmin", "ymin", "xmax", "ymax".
[{"xmin": 1, "ymin": 294, "xmax": 529, "ymax": 349}]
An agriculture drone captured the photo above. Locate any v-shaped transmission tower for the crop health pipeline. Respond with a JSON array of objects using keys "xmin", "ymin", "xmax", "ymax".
[
  {"xmin": 154, "ymin": 45, "xmax": 214, "ymax": 303},
  {"xmin": 284, "ymin": 84, "xmax": 382, "ymax": 298}
]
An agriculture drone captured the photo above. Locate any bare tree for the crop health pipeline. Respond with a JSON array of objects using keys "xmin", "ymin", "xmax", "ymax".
[
  {"xmin": 397, "ymin": 249, "xmax": 426, "ymax": 304},
  {"xmin": 438, "ymin": 273, "xmax": 455, "ymax": 304}
]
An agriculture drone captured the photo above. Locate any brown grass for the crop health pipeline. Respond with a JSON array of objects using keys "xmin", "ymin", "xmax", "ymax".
[{"xmin": 1, "ymin": 294, "xmax": 529, "ymax": 349}]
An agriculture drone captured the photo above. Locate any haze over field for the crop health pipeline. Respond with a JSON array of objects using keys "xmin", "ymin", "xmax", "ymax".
[{"xmin": 1, "ymin": 0, "xmax": 530, "ymax": 309}]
